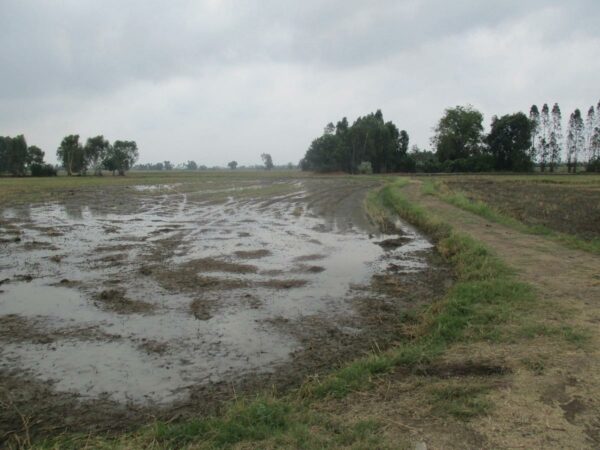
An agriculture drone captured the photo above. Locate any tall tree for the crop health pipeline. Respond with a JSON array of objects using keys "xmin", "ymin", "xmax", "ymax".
[
  {"xmin": 529, "ymin": 105, "xmax": 540, "ymax": 164},
  {"xmin": 227, "ymin": 160, "xmax": 238, "ymax": 170},
  {"xmin": 261, "ymin": 153, "xmax": 274, "ymax": 170},
  {"xmin": 84, "ymin": 135, "xmax": 110, "ymax": 175},
  {"xmin": 566, "ymin": 109, "xmax": 585, "ymax": 173},
  {"xmin": 549, "ymin": 103, "xmax": 562, "ymax": 172},
  {"xmin": 26, "ymin": 145, "xmax": 45, "ymax": 167},
  {"xmin": 103, "ymin": 140, "xmax": 138, "ymax": 175},
  {"xmin": 57, "ymin": 135, "xmax": 84, "ymax": 175},
  {"xmin": 539, "ymin": 104, "xmax": 551, "ymax": 172},
  {"xmin": 585, "ymin": 102, "xmax": 600, "ymax": 162},
  {"xmin": 486, "ymin": 112, "xmax": 533, "ymax": 171},
  {"xmin": 432, "ymin": 105, "xmax": 484, "ymax": 162},
  {"xmin": 0, "ymin": 135, "xmax": 28, "ymax": 176}
]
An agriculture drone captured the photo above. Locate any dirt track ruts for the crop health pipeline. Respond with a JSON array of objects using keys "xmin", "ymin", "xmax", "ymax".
[{"xmin": 403, "ymin": 179, "xmax": 600, "ymax": 449}]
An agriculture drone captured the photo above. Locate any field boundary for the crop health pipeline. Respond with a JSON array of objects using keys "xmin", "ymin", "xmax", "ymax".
[{"xmin": 422, "ymin": 179, "xmax": 600, "ymax": 255}]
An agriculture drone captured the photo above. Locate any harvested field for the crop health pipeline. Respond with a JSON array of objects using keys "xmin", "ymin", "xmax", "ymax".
[
  {"xmin": 443, "ymin": 176, "xmax": 600, "ymax": 240},
  {"xmin": 0, "ymin": 174, "xmax": 449, "ymax": 439}
]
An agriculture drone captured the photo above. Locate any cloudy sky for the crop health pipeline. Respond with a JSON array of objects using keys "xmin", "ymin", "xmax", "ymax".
[{"xmin": 1, "ymin": 0, "xmax": 599, "ymax": 166}]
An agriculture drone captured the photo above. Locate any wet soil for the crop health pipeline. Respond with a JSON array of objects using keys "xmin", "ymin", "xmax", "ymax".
[{"xmin": 0, "ymin": 176, "xmax": 450, "ymax": 442}]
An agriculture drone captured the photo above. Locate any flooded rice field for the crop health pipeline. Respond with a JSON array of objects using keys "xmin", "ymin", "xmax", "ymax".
[{"xmin": 0, "ymin": 176, "xmax": 449, "ymax": 435}]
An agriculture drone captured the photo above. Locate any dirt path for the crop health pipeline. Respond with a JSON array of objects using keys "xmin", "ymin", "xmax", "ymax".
[{"xmin": 403, "ymin": 180, "xmax": 600, "ymax": 448}]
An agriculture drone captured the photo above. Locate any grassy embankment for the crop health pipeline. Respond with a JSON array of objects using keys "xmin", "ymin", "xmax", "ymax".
[
  {"xmin": 15, "ymin": 176, "xmax": 572, "ymax": 449},
  {"xmin": 421, "ymin": 178, "xmax": 600, "ymax": 255}
]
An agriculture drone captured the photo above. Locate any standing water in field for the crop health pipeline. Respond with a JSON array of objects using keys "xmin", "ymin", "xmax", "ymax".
[{"xmin": 0, "ymin": 177, "xmax": 447, "ymax": 430}]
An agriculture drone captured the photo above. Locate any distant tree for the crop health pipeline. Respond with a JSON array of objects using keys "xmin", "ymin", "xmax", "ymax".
[
  {"xmin": 163, "ymin": 160, "xmax": 173, "ymax": 170},
  {"xmin": 486, "ymin": 112, "xmax": 533, "ymax": 171},
  {"xmin": 199, "ymin": 165, "xmax": 208, "ymax": 170},
  {"xmin": 432, "ymin": 105, "xmax": 484, "ymax": 162},
  {"xmin": 410, "ymin": 146, "xmax": 441, "ymax": 173},
  {"xmin": 539, "ymin": 104, "xmax": 551, "ymax": 172},
  {"xmin": 26, "ymin": 145, "xmax": 45, "ymax": 167},
  {"xmin": 30, "ymin": 163, "xmax": 57, "ymax": 177},
  {"xmin": 529, "ymin": 105, "xmax": 540, "ymax": 164},
  {"xmin": 84, "ymin": 135, "xmax": 110, "ymax": 175},
  {"xmin": 303, "ymin": 133, "xmax": 344, "ymax": 172},
  {"xmin": 186, "ymin": 160, "xmax": 198, "ymax": 170},
  {"xmin": 566, "ymin": 109, "xmax": 585, "ymax": 173},
  {"xmin": 0, "ymin": 135, "xmax": 28, "ymax": 176},
  {"xmin": 261, "ymin": 153, "xmax": 274, "ymax": 170},
  {"xmin": 103, "ymin": 140, "xmax": 138, "ymax": 175},
  {"xmin": 549, "ymin": 103, "xmax": 562, "ymax": 172},
  {"xmin": 57, "ymin": 135, "xmax": 85, "ymax": 175},
  {"xmin": 302, "ymin": 110, "xmax": 408, "ymax": 173},
  {"xmin": 586, "ymin": 106, "xmax": 597, "ymax": 163},
  {"xmin": 227, "ymin": 160, "xmax": 238, "ymax": 170}
]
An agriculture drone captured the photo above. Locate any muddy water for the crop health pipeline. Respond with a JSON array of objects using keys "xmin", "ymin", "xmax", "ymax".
[{"xmin": 0, "ymin": 178, "xmax": 436, "ymax": 413}]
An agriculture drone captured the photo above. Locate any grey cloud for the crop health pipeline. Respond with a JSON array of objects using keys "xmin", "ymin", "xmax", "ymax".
[{"xmin": 1, "ymin": 1, "xmax": 599, "ymax": 165}]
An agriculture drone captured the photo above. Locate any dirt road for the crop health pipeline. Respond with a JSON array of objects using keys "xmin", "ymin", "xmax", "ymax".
[{"xmin": 403, "ymin": 180, "xmax": 600, "ymax": 448}]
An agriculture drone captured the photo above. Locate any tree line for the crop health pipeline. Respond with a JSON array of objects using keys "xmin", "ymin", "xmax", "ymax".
[
  {"xmin": 57, "ymin": 135, "xmax": 138, "ymax": 176},
  {"xmin": 0, "ymin": 134, "xmax": 140, "ymax": 177},
  {"xmin": 302, "ymin": 102, "xmax": 600, "ymax": 174},
  {"xmin": 0, "ymin": 135, "xmax": 56, "ymax": 176},
  {"xmin": 300, "ymin": 110, "xmax": 411, "ymax": 173},
  {"xmin": 529, "ymin": 102, "xmax": 600, "ymax": 173},
  {"xmin": 133, "ymin": 154, "xmax": 283, "ymax": 171}
]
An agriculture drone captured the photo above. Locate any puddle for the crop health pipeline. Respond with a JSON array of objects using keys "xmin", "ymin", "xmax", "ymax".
[{"xmin": 0, "ymin": 178, "xmax": 435, "ymax": 407}]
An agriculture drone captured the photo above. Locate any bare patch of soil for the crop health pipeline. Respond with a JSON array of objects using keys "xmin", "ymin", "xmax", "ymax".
[
  {"xmin": 189, "ymin": 298, "xmax": 213, "ymax": 320},
  {"xmin": 233, "ymin": 249, "xmax": 271, "ymax": 259},
  {"xmin": 94, "ymin": 289, "xmax": 155, "ymax": 314},
  {"xmin": 258, "ymin": 279, "xmax": 309, "ymax": 289},
  {"xmin": 187, "ymin": 257, "xmax": 258, "ymax": 274}
]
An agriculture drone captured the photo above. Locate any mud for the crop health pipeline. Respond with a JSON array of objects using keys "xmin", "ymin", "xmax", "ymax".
[{"xmin": 0, "ymin": 176, "xmax": 450, "ymax": 441}]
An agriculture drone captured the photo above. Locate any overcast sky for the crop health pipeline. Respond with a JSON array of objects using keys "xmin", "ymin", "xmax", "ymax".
[{"xmin": 1, "ymin": 0, "xmax": 599, "ymax": 166}]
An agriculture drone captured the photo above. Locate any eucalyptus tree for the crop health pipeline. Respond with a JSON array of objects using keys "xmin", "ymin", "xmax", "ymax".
[
  {"xmin": 529, "ymin": 105, "xmax": 540, "ymax": 164},
  {"xmin": 103, "ymin": 140, "xmax": 138, "ymax": 175},
  {"xmin": 566, "ymin": 109, "xmax": 585, "ymax": 173},
  {"xmin": 549, "ymin": 103, "xmax": 562, "ymax": 172},
  {"xmin": 84, "ymin": 135, "xmax": 110, "ymax": 175},
  {"xmin": 57, "ymin": 135, "xmax": 85, "ymax": 175},
  {"xmin": 586, "ymin": 106, "xmax": 596, "ymax": 162},
  {"xmin": 261, "ymin": 153, "xmax": 274, "ymax": 170},
  {"xmin": 539, "ymin": 104, "xmax": 551, "ymax": 172}
]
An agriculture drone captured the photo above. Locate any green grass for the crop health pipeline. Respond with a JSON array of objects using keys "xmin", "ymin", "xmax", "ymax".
[
  {"xmin": 35, "ymin": 397, "xmax": 393, "ymax": 450},
  {"xmin": 422, "ymin": 179, "xmax": 600, "ymax": 255}
]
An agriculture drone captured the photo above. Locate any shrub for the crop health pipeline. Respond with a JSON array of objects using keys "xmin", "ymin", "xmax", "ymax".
[
  {"xmin": 30, "ymin": 163, "xmax": 57, "ymax": 177},
  {"xmin": 357, "ymin": 161, "xmax": 373, "ymax": 174}
]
